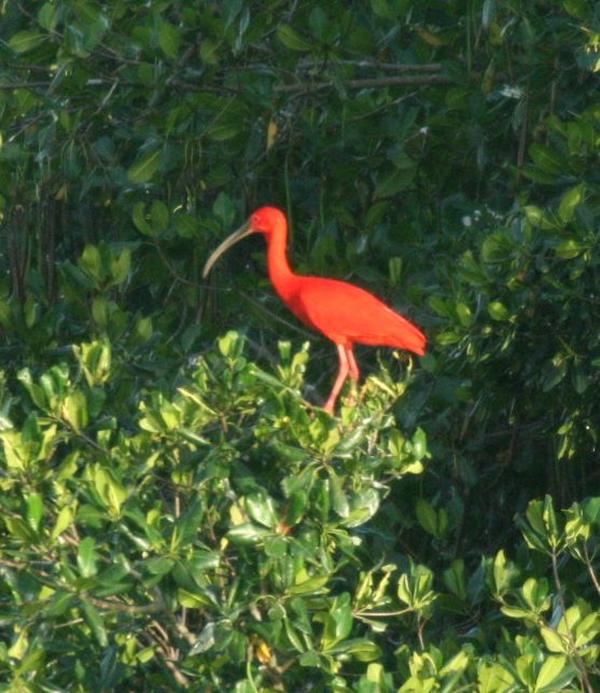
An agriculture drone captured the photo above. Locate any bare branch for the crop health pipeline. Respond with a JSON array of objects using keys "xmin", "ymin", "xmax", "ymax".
[{"xmin": 274, "ymin": 74, "xmax": 450, "ymax": 94}]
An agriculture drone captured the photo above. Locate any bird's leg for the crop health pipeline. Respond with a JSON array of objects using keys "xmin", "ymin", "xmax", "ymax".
[
  {"xmin": 323, "ymin": 344, "xmax": 350, "ymax": 415},
  {"xmin": 346, "ymin": 347, "xmax": 360, "ymax": 382},
  {"xmin": 345, "ymin": 346, "xmax": 360, "ymax": 407}
]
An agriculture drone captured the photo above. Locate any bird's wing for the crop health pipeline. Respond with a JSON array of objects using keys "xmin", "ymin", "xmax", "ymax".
[{"xmin": 290, "ymin": 277, "xmax": 426, "ymax": 354}]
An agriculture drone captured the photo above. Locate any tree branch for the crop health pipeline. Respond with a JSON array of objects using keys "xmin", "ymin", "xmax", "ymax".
[
  {"xmin": 274, "ymin": 74, "xmax": 450, "ymax": 94},
  {"xmin": 298, "ymin": 59, "xmax": 444, "ymax": 73}
]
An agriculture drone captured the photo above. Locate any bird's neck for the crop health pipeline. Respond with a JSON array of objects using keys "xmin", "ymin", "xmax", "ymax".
[{"xmin": 265, "ymin": 218, "xmax": 298, "ymax": 300}]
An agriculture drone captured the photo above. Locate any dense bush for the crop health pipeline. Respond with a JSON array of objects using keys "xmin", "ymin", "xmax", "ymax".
[{"xmin": 1, "ymin": 1, "xmax": 599, "ymax": 690}]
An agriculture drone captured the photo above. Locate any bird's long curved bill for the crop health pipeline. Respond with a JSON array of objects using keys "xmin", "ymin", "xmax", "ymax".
[{"xmin": 202, "ymin": 220, "xmax": 253, "ymax": 279}]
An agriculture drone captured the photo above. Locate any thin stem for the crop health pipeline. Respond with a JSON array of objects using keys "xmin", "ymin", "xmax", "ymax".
[
  {"xmin": 274, "ymin": 74, "xmax": 450, "ymax": 94},
  {"xmin": 354, "ymin": 607, "xmax": 412, "ymax": 618},
  {"xmin": 583, "ymin": 543, "xmax": 600, "ymax": 596},
  {"xmin": 552, "ymin": 550, "xmax": 594, "ymax": 693},
  {"xmin": 87, "ymin": 596, "xmax": 163, "ymax": 615}
]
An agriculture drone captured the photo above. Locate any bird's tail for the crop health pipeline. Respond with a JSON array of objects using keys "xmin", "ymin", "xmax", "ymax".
[{"xmin": 392, "ymin": 315, "xmax": 427, "ymax": 356}]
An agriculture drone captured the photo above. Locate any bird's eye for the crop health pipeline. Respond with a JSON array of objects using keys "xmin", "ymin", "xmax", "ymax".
[{"xmin": 251, "ymin": 214, "xmax": 260, "ymax": 227}]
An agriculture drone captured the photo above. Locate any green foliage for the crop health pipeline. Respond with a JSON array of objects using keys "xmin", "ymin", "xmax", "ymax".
[
  {"xmin": 1, "ymin": 0, "xmax": 599, "ymax": 689},
  {"xmin": 1, "ymin": 333, "xmax": 599, "ymax": 689}
]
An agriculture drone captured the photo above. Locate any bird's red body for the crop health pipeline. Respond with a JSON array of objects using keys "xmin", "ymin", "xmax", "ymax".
[
  {"xmin": 277, "ymin": 275, "xmax": 426, "ymax": 353},
  {"xmin": 203, "ymin": 206, "xmax": 426, "ymax": 413}
]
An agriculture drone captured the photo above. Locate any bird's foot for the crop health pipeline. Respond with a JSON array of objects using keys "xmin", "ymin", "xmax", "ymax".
[
  {"xmin": 343, "ymin": 382, "xmax": 360, "ymax": 409},
  {"xmin": 322, "ymin": 401, "xmax": 335, "ymax": 416}
]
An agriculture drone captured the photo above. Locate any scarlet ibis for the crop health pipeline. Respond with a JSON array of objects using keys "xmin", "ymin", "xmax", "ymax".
[{"xmin": 203, "ymin": 206, "xmax": 426, "ymax": 414}]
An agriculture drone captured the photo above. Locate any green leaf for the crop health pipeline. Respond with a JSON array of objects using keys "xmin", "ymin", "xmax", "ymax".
[
  {"xmin": 481, "ymin": 233, "xmax": 513, "ymax": 264},
  {"xmin": 226, "ymin": 523, "xmax": 270, "ymax": 545},
  {"xmin": 582, "ymin": 497, "xmax": 600, "ymax": 524},
  {"xmin": 62, "ymin": 390, "xmax": 89, "ymax": 432},
  {"xmin": 189, "ymin": 622, "xmax": 217, "ymax": 653},
  {"xmin": 52, "ymin": 506, "xmax": 75, "ymax": 540},
  {"xmin": 416, "ymin": 498, "xmax": 438, "ymax": 537},
  {"xmin": 175, "ymin": 213, "xmax": 199, "ymax": 238},
  {"xmin": 158, "ymin": 19, "xmax": 180, "ymax": 59},
  {"xmin": 127, "ymin": 148, "xmax": 162, "ymax": 184},
  {"xmin": 443, "ymin": 559, "xmax": 466, "ymax": 600},
  {"xmin": 524, "ymin": 205, "xmax": 544, "ymax": 226},
  {"xmin": 200, "ymin": 39, "xmax": 219, "ymax": 65},
  {"xmin": 80, "ymin": 244, "xmax": 103, "ymax": 283},
  {"xmin": 492, "ymin": 549, "xmax": 519, "ymax": 595},
  {"xmin": 218, "ymin": 330, "xmax": 244, "ymax": 358},
  {"xmin": 277, "ymin": 24, "xmax": 312, "ymax": 51},
  {"xmin": 145, "ymin": 556, "xmax": 175, "ymax": 576},
  {"xmin": 542, "ymin": 495, "xmax": 561, "ymax": 547},
  {"xmin": 397, "ymin": 562, "xmax": 436, "ymax": 612},
  {"xmin": 132, "ymin": 202, "xmax": 154, "ymax": 236},
  {"xmin": 9, "ymin": 31, "xmax": 46, "ymax": 53},
  {"xmin": 322, "ymin": 593, "xmax": 353, "ymax": 649},
  {"xmin": 371, "ymin": 0, "xmax": 396, "ymax": 19},
  {"xmin": 308, "ymin": 6, "xmax": 328, "ymax": 39},
  {"xmin": 535, "ymin": 655, "xmax": 569, "ymax": 691},
  {"xmin": 455, "ymin": 302, "xmax": 473, "ymax": 327},
  {"xmin": 488, "ymin": 301, "xmax": 510, "ymax": 321},
  {"xmin": 78, "ymin": 537, "xmax": 99, "ymax": 577},
  {"xmin": 540, "ymin": 626, "xmax": 567, "ymax": 653},
  {"xmin": 515, "ymin": 654, "xmax": 536, "ymax": 688},
  {"xmin": 110, "ymin": 249, "xmax": 131, "ymax": 285},
  {"xmin": 91, "ymin": 297, "xmax": 108, "ymax": 328},
  {"xmin": 440, "ymin": 649, "xmax": 470, "ymax": 676},
  {"xmin": 500, "ymin": 605, "xmax": 535, "ymax": 620},
  {"xmin": 26, "ymin": 493, "xmax": 44, "ymax": 532},
  {"xmin": 529, "ymin": 143, "xmax": 566, "ymax": 175},
  {"xmin": 478, "ymin": 662, "xmax": 516, "ymax": 691},
  {"xmin": 206, "ymin": 123, "xmax": 241, "ymax": 141},
  {"xmin": 327, "ymin": 637, "xmax": 381, "ymax": 661},
  {"xmin": 482, "ymin": 0, "xmax": 496, "ymax": 28},
  {"xmin": 92, "ymin": 465, "xmax": 128, "ymax": 517},
  {"xmin": 75, "ymin": 340, "xmax": 112, "ymax": 386},
  {"xmin": 150, "ymin": 200, "xmax": 169, "ymax": 234},
  {"xmin": 411, "ymin": 428, "xmax": 428, "ymax": 461},
  {"xmin": 286, "ymin": 575, "xmax": 330, "ymax": 596},
  {"xmin": 429, "ymin": 296, "xmax": 452, "ymax": 317},
  {"xmin": 574, "ymin": 610, "xmax": 600, "ymax": 647},
  {"xmin": 81, "ymin": 601, "xmax": 108, "ymax": 647},
  {"xmin": 136, "ymin": 316, "xmax": 153, "ymax": 341},
  {"xmin": 177, "ymin": 587, "xmax": 216, "ymax": 609},
  {"xmin": 558, "ymin": 184, "xmax": 585, "ymax": 221},
  {"xmin": 375, "ymin": 168, "xmax": 415, "ymax": 198},
  {"xmin": 562, "ymin": 0, "xmax": 587, "ymax": 18},
  {"xmin": 388, "ymin": 256, "xmax": 403, "ymax": 286},
  {"xmin": 329, "ymin": 470, "xmax": 349, "ymax": 518},
  {"xmin": 264, "ymin": 535, "xmax": 287, "ymax": 558},
  {"xmin": 8, "ymin": 629, "xmax": 29, "ymax": 660},
  {"xmin": 212, "ymin": 192, "xmax": 236, "ymax": 227},
  {"xmin": 173, "ymin": 498, "xmax": 204, "ymax": 548},
  {"xmin": 38, "ymin": 3, "xmax": 58, "ymax": 31},
  {"xmin": 245, "ymin": 494, "xmax": 278, "ymax": 528},
  {"xmin": 555, "ymin": 239, "xmax": 585, "ymax": 260}
]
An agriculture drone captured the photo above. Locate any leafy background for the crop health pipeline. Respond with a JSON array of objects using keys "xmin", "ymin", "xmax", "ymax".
[{"xmin": 0, "ymin": 0, "xmax": 599, "ymax": 690}]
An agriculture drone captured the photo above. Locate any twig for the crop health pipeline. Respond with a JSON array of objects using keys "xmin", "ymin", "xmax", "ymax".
[
  {"xmin": 87, "ymin": 596, "xmax": 164, "ymax": 615},
  {"xmin": 298, "ymin": 59, "xmax": 443, "ymax": 73},
  {"xmin": 551, "ymin": 550, "xmax": 594, "ymax": 693},
  {"xmin": 354, "ymin": 607, "xmax": 412, "ymax": 618},
  {"xmin": 583, "ymin": 543, "xmax": 600, "ymax": 596},
  {"xmin": 274, "ymin": 74, "xmax": 450, "ymax": 94},
  {"xmin": 0, "ymin": 81, "xmax": 50, "ymax": 89},
  {"xmin": 236, "ymin": 289, "xmax": 313, "ymax": 338},
  {"xmin": 161, "ymin": 656, "xmax": 190, "ymax": 687}
]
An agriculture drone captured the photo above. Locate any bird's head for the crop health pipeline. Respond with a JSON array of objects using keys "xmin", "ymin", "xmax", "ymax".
[
  {"xmin": 202, "ymin": 206, "xmax": 286, "ymax": 278},
  {"xmin": 249, "ymin": 206, "xmax": 286, "ymax": 236}
]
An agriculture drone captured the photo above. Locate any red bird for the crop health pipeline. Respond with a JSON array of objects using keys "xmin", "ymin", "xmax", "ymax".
[{"xmin": 203, "ymin": 206, "xmax": 426, "ymax": 414}]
